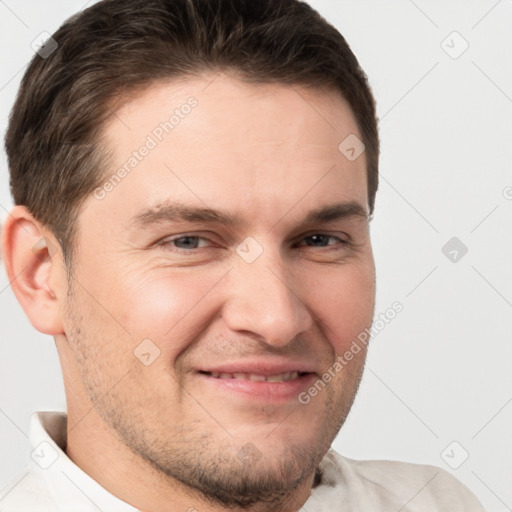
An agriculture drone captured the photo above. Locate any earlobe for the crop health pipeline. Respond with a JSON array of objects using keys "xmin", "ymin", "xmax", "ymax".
[{"xmin": 1, "ymin": 205, "xmax": 66, "ymax": 335}]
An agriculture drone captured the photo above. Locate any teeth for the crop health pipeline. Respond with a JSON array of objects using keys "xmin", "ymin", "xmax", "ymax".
[
  {"xmin": 266, "ymin": 374, "xmax": 285, "ymax": 382},
  {"xmin": 249, "ymin": 374, "xmax": 266, "ymax": 381},
  {"xmin": 206, "ymin": 371, "xmax": 301, "ymax": 382}
]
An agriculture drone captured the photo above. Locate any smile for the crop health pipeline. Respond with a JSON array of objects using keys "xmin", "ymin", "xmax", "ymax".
[
  {"xmin": 201, "ymin": 371, "xmax": 305, "ymax": 382},
  {"xmin": 197, "ymin": 369, "xmax": 317, "ymax": 402}
]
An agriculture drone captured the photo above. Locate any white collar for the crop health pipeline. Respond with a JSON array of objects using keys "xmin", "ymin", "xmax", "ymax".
[{"xmin": 29, "ymin": 411, "xmax": 138, "ymax": 511}]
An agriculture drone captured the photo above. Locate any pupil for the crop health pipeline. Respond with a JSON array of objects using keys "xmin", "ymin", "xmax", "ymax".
[
  {"xmin": 176, "ymin": 236, "xmax": 197, "ymax": 248},
  {"xmin": 309, "ymin": 235, "xmax": 329, "ymax": 246}
]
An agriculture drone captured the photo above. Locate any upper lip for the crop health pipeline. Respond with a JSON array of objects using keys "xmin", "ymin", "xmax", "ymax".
[{"xmin": 197, "ymin": 359, "xmax": 318, "ymax": 376}]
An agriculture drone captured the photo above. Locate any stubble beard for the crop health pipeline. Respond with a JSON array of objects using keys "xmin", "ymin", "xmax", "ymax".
[{"xmin": 63, "ymin": 287, "xmax": 366, "ymax": 510}]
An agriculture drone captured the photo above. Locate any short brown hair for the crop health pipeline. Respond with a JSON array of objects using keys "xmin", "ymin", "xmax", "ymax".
[{"xmin": 6, "ymin": 0, "xmax": 379, "ymax": 269}]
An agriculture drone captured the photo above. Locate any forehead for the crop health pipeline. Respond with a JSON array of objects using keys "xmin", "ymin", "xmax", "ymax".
[{"xmin": 86, "ymin": 73, "xmax": 368, "ymax": 232}]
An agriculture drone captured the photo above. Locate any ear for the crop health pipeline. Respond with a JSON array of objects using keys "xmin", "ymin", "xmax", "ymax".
[{"xmin": 1, "ymin": 205, "xmax": 66, "ymax": 335}]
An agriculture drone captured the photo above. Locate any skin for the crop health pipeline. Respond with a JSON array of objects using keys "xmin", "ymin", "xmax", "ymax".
[{"xmin": 2, "ymin": 73, "xmax": 376, "ymax": 512}]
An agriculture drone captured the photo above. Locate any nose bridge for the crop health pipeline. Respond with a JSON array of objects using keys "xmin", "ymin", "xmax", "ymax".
[{"xmin": 222, "ymin": 245, "xmax": 313, "ymax": 346}]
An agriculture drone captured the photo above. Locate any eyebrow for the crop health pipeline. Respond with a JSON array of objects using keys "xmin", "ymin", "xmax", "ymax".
[
  {"xmin": 299, "ymin": 201, "xmax": 369, "ymax": 227},
  {"xmin": 130, "ymin": 200, "xmax": 369, "ymax": 230}
]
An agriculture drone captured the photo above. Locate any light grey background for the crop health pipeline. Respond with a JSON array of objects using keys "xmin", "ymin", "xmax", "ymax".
[{"xmin": 1, "ymin": 1, "xmax": 511, "ymax": 510}]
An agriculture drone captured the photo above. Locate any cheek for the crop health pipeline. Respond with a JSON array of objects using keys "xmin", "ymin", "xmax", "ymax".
[
  {"xmin": 115, "ymin": 267, "xmax": 226, "ymax": 352},
  {"xmin": 307, "ymin": 263, "xmax": 375, "ymax": 354}
]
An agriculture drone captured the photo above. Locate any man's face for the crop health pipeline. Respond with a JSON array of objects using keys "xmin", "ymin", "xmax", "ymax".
[{"xmin": 61, "ymin": 74, "xmax": 376, "ymax": 507}]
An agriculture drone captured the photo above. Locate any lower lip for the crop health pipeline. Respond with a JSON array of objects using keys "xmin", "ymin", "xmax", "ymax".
[{"xmin": 196, "ymin": 372, "xmax": 317, "ymax": 402}]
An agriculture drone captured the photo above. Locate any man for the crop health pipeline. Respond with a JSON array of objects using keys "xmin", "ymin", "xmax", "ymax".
[{"xmin": 0, "ymin": 0, "xmax": 485, "ymax": 510}]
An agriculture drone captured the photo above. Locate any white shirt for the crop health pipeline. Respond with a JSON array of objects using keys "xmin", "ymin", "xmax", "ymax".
[{"xmin": 0, "ymin": 411, "xmax": 485, "ymax": 511}]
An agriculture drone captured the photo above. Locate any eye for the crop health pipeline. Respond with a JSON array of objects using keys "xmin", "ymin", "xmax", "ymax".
[
  {"xmin": 158, "ymin": 235, "xmax": 213, "ymax": 250},
  {"xmin": 296, "ymin": 234, "xmax": 349, "ymax": 248}
]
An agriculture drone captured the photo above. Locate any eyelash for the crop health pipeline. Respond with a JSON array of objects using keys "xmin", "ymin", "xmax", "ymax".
[{"xmin": 156, "ymin": 233, "xmax": 350, "ymax": 252}]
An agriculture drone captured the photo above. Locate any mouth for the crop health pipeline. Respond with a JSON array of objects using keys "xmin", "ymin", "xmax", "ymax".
[
  {"xmin": 196, "ymin": 369, "xmax": 317, "ymax": 402},
  {"xmin": 199, "ymin": 370, "xmax": 308, "ymax": 382}
]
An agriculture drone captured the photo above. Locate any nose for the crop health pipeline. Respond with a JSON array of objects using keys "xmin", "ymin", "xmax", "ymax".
[{"xmin": 221, "ymin": 251, "xmax": 314, "ymax": 348}]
